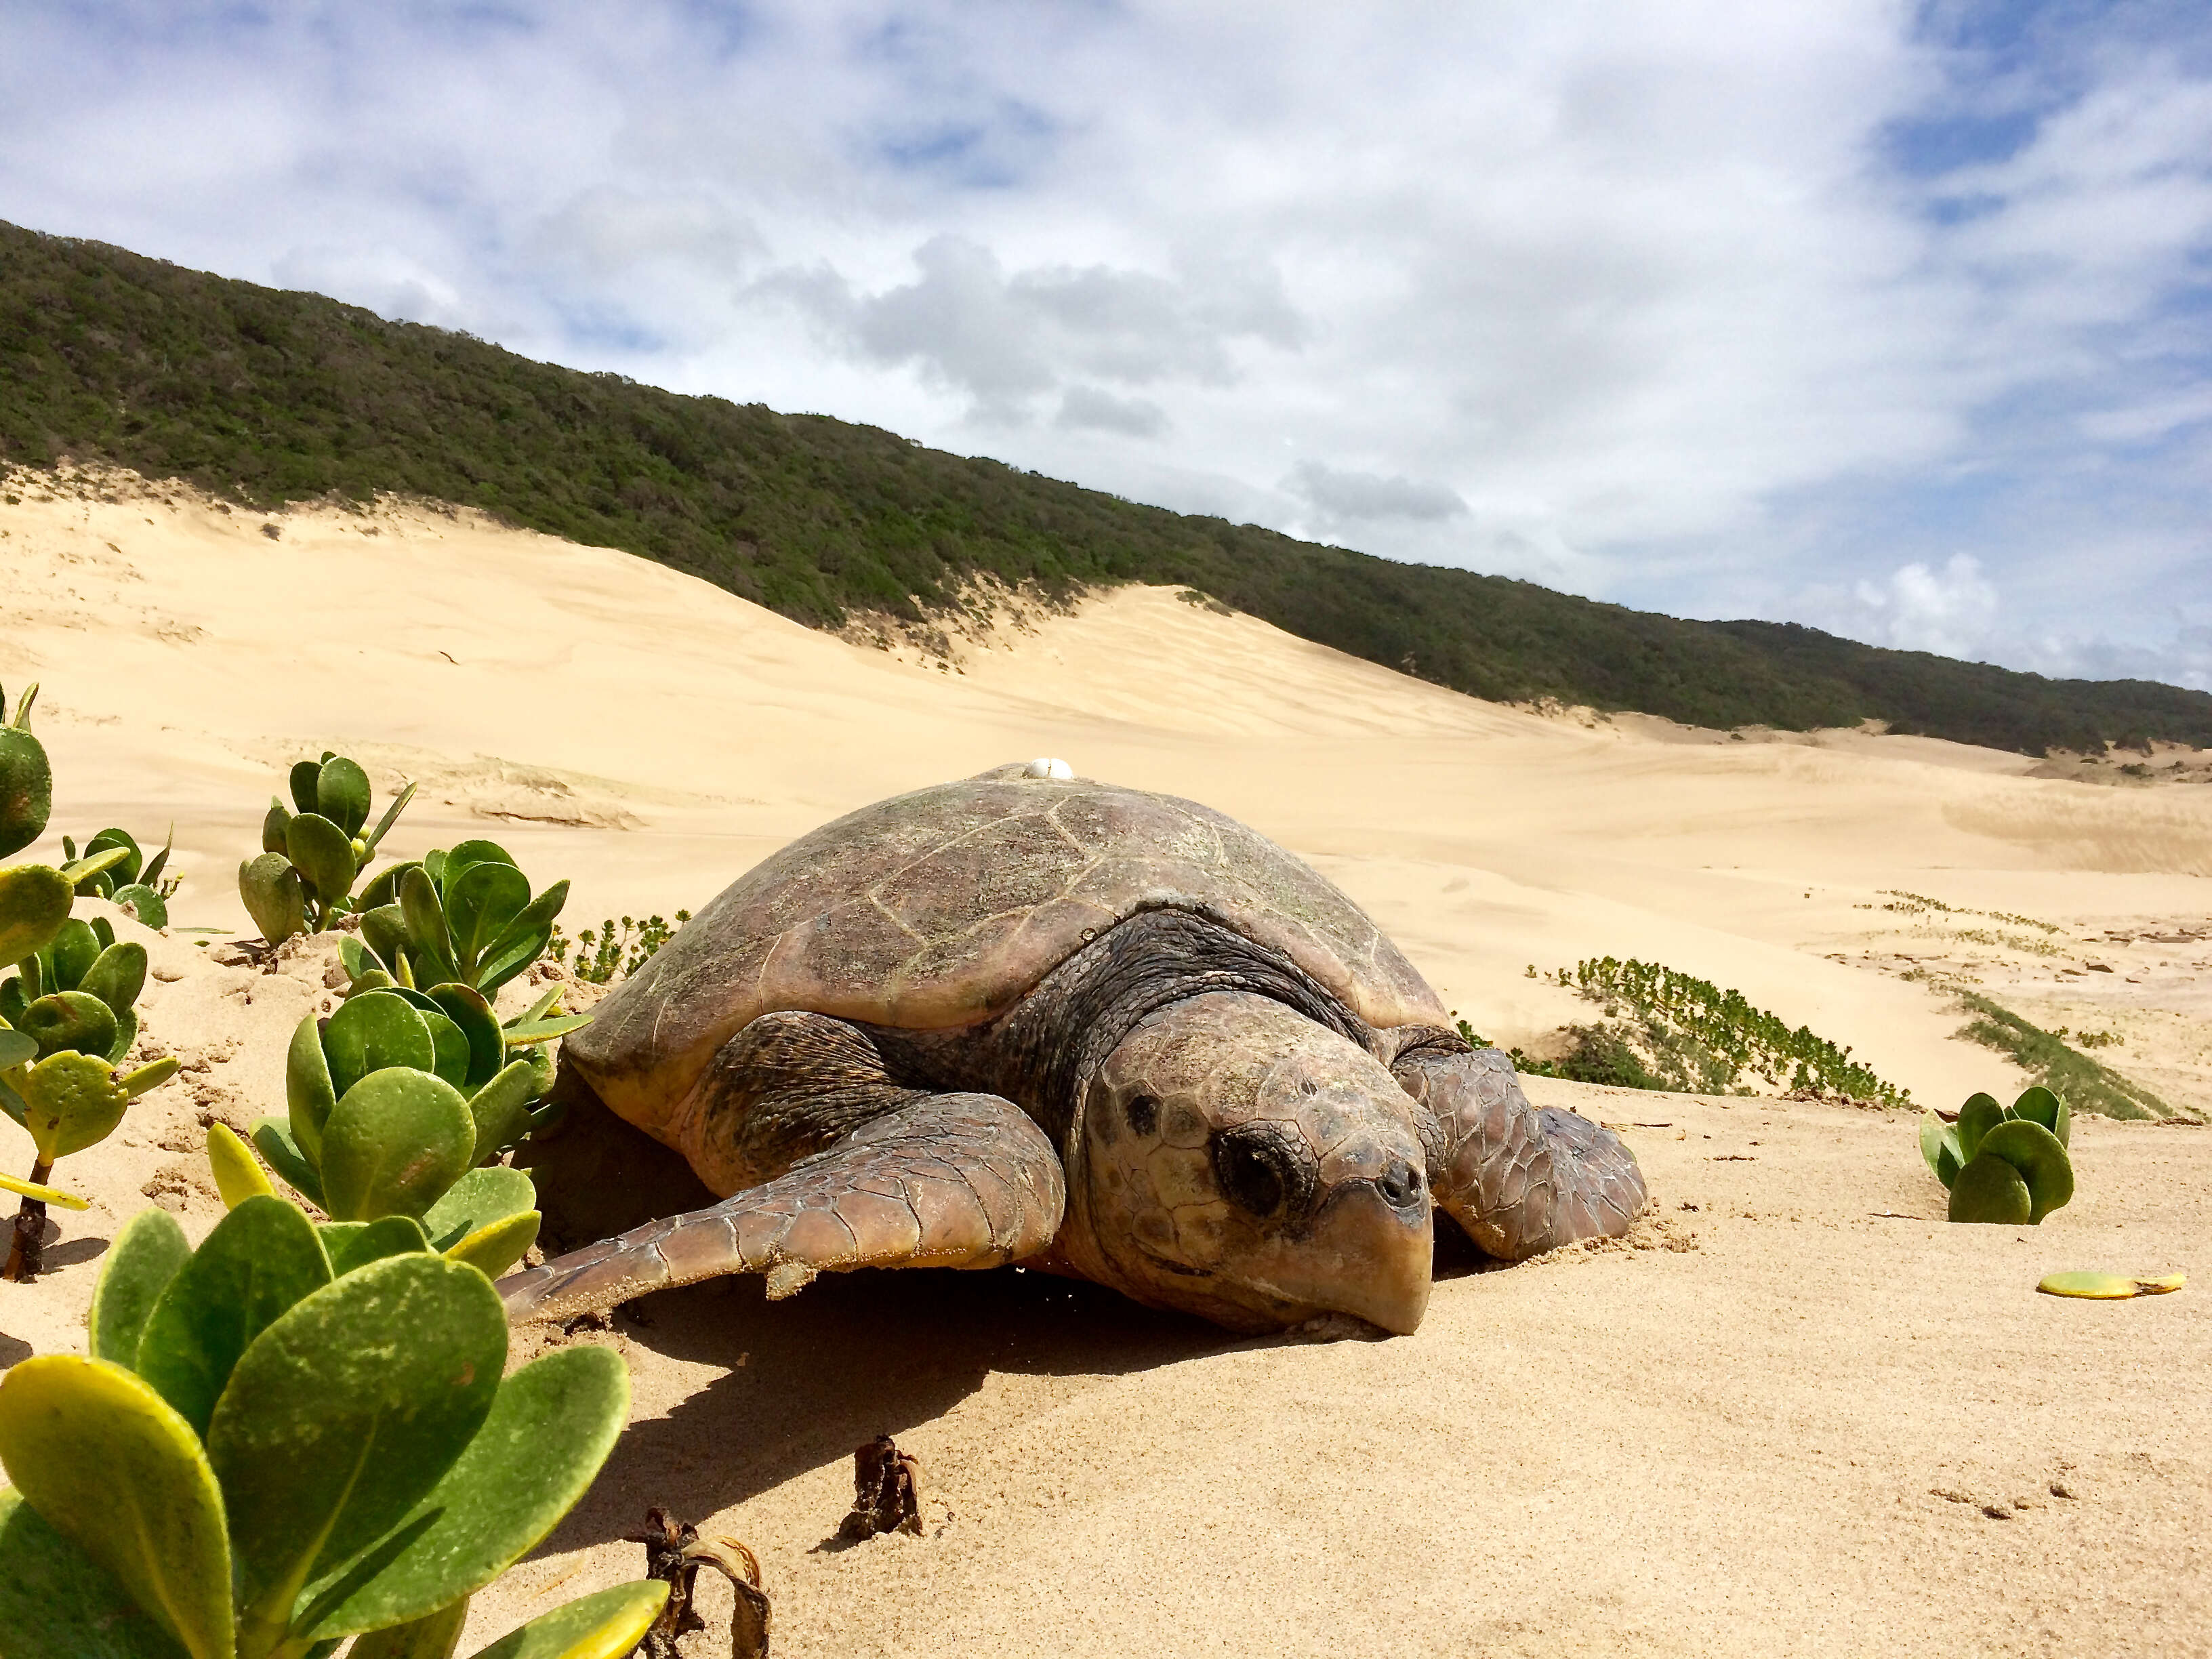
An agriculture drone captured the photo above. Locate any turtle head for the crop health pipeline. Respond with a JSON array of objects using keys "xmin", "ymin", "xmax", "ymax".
[{"xmin": 1067, "ymin": 990, "xmax": 1433, "ymax": 1335}]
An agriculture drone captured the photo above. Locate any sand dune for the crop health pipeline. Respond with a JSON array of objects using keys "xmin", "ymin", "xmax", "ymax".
[{"xmin": 2, "ymin": 472, "xmax": 2207, "ymax": 1656}]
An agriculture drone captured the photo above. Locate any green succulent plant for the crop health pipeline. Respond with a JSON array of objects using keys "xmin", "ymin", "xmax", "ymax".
[
  {"xmin": 62, "ymin": 824, "xmax": 180, "ymax": 928},
  {"xmin": 344, "ymin": 840, "xmax": 570, "ymax": 1000},
  {"xmin": 243, "ymin": 987, "xmax": 582, "ymax": 1279},
  {"xmin": 2, "ymin": 897, "xmax": 180, "ymax": 1280},
  {"xmin": 239, "ymin": 752, "xmax": 417, "ymax": 945},
  {"xmin": 0, "ymin": 1195, "xmax": 668, "ymax": 1659},
  {"xmin": 1920, "ymin": 1086, "xmax": 2076, "ymax": 1225},
  {"xmin": 0, "ymin": 681, "xmax": 52, "ymax": 860}
]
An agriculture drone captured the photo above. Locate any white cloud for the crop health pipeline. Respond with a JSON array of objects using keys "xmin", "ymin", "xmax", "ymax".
[
  {"xmin": 0, "ymin": 2, "xmax": 2208, "ymax": 685},
  {"xmin": 1847, "ymin": 555, "xmax": 2001, "ymax": 659}
]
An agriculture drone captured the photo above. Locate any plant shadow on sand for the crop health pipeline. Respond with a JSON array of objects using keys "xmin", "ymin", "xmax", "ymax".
[{"xmin": 540, "ymin": 1223, "xmax": 1510, "ymax": 1553}]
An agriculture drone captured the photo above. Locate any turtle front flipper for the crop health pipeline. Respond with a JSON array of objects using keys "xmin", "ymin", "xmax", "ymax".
[
  {"xmin": 1391, "ymin": 1038, "xmax": 1645, "ymax": 1258},
  {"xmin": 497, "ymin": 1092, "xmax": 1066, "ymax": 1325}
]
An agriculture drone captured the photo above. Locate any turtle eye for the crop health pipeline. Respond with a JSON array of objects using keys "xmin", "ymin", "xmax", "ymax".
[{"xmin": 1210, "ymin": 1122, "xmax": 1318, "ymax": 1223}]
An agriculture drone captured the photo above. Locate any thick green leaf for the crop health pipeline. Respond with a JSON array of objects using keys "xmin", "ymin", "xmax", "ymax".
[
  {"xmin": 0, "ymin": 721, "xmax": 54, "ymax": 861},
  {"xmin": 140, "ymin": 825, "xmax": 174, "ymax": 893},
  {"xmin": 323, "ymin": 991, "xmax": 436, "ymax": 1100},
  {"xmin": 79, "ymin": 941, "xmax": 148, "ymax": 1021},
  {"xmin": 359, "ymin": 865, "xmax": 420, "ymax": 914},
  {"xmin": 2011, "ymin": 1084, "xmax": 2070, "ymax": 1148},
  {"xmin": 287, "ymin": 813, "xmax": 359, "ymax": 910},
  {"xmin": 1956, "ymin": 1092, "xmax": 2006, "ymax": 1164},
  {"xmin": 264, "ymin": 797, "xmax": 294, "ymax": 855},
  {"xmin": 437, "ymin": 840, "xmax": 518, "ymax": 894},
  {"xmin": 1978, "ymin": 1118, "xmax": 2074, "ymax": 1223},
  {"xmin": 444, "ymin": 863, "xmax": 531, "ymax": 982},
  {"xmin": 350, "ymin": 1597, "xmax": 470, "ymax": 1659},
  {"xmin": 427, "ymin": 983, "xmax": 505, "ymax": 1089},
  {"xmin": 443, "ymin": 1211, "xmax": 540, "ymax": 1280},
  {"xmin": 1917, "ymin": 1112, "xmax": 1949, "ymax": 1182},
  {"xmin": 208, "ymin": 1122, "xmax": 276, "ymax": 1208},
  {"xmin": 136, "ymin": 1194, "xmax": 333, "ymax": 1437},
  {"xmin": 290, "ymin": 759, "xmax": 325, "ymax": 816},
  {"xmin": 0, "ymin": 1023, "xmax": 37, "ymax": 1070},
  {"xmin": 111, "ymin": 883, "xmax": 170, "ymax": 929},
  {"xmin": 0, "ymin": 1488, "xmax": 191, "ymax": 1659},
  {"xmin": 464, "ymin": 1059, "xmax": 542, "ymax": 1163},
  {"xmin": 497, "ymin": 1011, "xmax": 592, "ymax": 1047},
  {"xmin": 474, "ymin": 882, "xmax": 569, "ymax": 996},
  {"xmin": 319, "ymin": 1214, "xmax": 431, "ymax": 1275},
  {"xmin": 21, "ymin": 988, "xmax": 119, "ymax": 1059},
  {"xmin": 291, "ymin": 1347, "xmax": 628, "ymax": 1643},
  {"xmin": 251, "ymin": 1115, "xmax": 326, "ymax": 1208},
  {"xmin": 0, "ymin": 862, "xmax": 75, "ymax": 964},
  {"xmin": 87, "ymin": 1208, "xmax": 192, "ymax": 1370},
  {"xmin": 324, "ymin": 1214, "xmax": 432, "ymax": 1272},
  {"xmin": 287, "ymin": 1012, "xmax": 339, "ymax": 1166},
  {"xmin": 464, "ymin": 1582, "xmax": 670, "ymax": 1659},
  {"xmin": 320, "ymin": 1068, "xmax": 476, "ymax": 1221},
  {"xmin": 83, "ymin": 828, "xmax": 144, "ymax": 887},
  {"xmin": 15, "ymin": 1048, "xmax": 131, "ymax": 1162},
  {"xmin": 48, "ymin": 917, "xmax": 100, "ymax": 989},
  {"xmin": 239, "ymin": 852, "xmax": 308, "ymax": 945},
  {"xmin": 0, "ymin": 1356, "xmax": 234, "ymax": 1659},
  {"xmin": 209, "ymin": 1255, "xmax": 507, "ymax": 1655},
  {"xmin": 422, "ymin": 1166, "xmax": 538, "ymax": 1252},
  {"xmin": 1949, "ymin": 1153, "xmax": 2033, "ymax": 1225},
  {"xmin": 401, "ymin": 865, "xmax": 456, "ymax": 968},
  {"xmin": 420, "ymin": 1004, "xmax": 474, "ymax": 1090},
  {"xmin": 316, "ymin": 756, "xmax": 373, "ymax": 838},
  {"xmin": 361, "ymin": 781, "xmax": 419, "ymax": 858}
]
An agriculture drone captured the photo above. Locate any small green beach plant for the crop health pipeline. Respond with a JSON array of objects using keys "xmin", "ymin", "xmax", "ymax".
[
  {"xmin": 343, "ymin": 839, "xmax": 569, "ymax": 997},
  {"xmin": 242, "ymin": 987, "xmax": 583, "ymax": 1279},
  {"xmin": 2, "ymin": 901, "xmax": 179, "ymax": 1280},
  {"xmin": 239, "ymin": 752, "xmax": 417, "ymax": 945},
  {"xmin": 551, "ymin": 909, "xmax": 691, "ymax": 985},
  {"xmin": 1921, "ymin": 1086, "xmax": 2075, "ymax": 1225},
  {"xmin": 1559, "ymin": 956, "xmax": 1912, "ymax": 1105},
  {"xmin": 62, "ymin": 823, "xmax": 181, "ymax": 927},
  {"xmin": 0, "ymin": 1193, "xmax": 668, "ymax": 1658}
]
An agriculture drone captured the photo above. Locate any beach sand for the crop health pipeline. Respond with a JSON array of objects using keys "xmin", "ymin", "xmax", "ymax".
[{"xmin": 2, "ymin": 470, "xmax": 2206, "ymax": 1656}]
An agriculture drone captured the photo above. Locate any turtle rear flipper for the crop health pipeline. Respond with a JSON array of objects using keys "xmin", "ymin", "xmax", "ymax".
[
  {"xmin": 1392, "ymin": 1040, "xmax": 1645, "ymax": 1257},
  {"xmin": 497, "ymin": 1092, "xmax": 1066, "ymax": 1324}
]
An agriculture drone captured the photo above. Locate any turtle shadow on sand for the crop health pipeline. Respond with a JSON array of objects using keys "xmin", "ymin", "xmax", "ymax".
[
  {"xmin": 525, "ymin": 1087, "xmax": 1225, "ymax": 1553},
  {"xmin": 525, "ymin": 1088, "xmax": 1505, "ymax": 1553}
]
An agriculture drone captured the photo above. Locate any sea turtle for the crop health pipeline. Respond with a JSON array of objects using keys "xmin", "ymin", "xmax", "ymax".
[{"xmin": 499, "ymin": 764, "xmax": 1646, "ymax": 1334}]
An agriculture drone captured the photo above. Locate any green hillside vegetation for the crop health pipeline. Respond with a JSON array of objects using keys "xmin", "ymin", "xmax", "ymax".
[{"xmin": 4, "ymin": 219, "xmax": 2207, "ymax": 754}]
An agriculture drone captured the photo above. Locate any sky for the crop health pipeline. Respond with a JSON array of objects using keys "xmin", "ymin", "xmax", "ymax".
[{"xmin": 3, "ymin": 2, "xmax": 2209, "ymax": 689}]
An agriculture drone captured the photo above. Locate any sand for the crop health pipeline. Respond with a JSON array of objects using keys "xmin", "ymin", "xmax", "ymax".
[{"xmin": 1, "ymin": 470, "xmax": 2207, "ymax": 1656}]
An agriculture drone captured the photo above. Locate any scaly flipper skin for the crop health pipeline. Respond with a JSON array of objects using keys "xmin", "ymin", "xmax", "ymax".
[
  {"xmin": 1391, "ymin": 1040, "xmax": 1645, "ymax": 1257},
  {"xmin": 498, "ymin": 1091, "xmax": 1066, "ymax": 1324}
]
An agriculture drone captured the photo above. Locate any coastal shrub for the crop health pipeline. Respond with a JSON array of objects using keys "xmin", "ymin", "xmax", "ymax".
[
  {"xmin": 239, "ymin": 751, "xmax": 417, "ymax": 945},
  {"xmin": 243, "ymin": 989, "xmax": 580, "ymax": 1277},
  {"xmin": 0, "ymin": 680, "xmax": 51, "ymax": 858},
  {"xmin": 1, "ymin": 901, "xmax": 179, "ymax": 1279},
  {"xmin": 0, "ymin": 1193, "xmax": 666, "ymax": 1658},
  {"xmin": 1952, "ymin": 989, "xmax": 2169, "ymax": 1120},
  {"xmin": 1561, "ymin": 957, "xmax": 1912, "ymax": 1105},
  {"xmin": 1921, "ymin": 1086, "xmax": 2075, "ymax": 1223},
  {"xmin": 344, "ymin": 839, "xmax": 569, "ymax": 996},
  {"xmin": 552, "ymin": 909, "xmax": 692, "ymax": 985},
  {"xmin": 61, "ymin": 824, "xmax": 180, "ymax": 927}
]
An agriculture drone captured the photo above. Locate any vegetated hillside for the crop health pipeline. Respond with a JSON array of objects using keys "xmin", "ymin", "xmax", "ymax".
[{"xmin": 4, "ymin": 219, "xmax": 2207, "ymax": 754}]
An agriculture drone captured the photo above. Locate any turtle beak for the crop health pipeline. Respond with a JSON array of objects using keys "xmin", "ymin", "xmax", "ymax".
[{"xmin": 1244, "ymin": 1153, "xmax": 1434, "ymax": 1335}]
